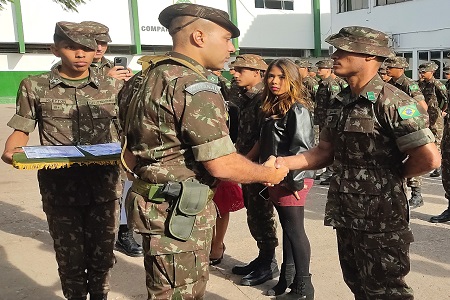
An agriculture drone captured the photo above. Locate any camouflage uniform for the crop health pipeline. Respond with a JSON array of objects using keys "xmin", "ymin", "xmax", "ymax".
[
  {"xmin": 6, "ymin": 22, "xmax": 123, "ymax": 299},
  {"xmin": 295, "ymin": 59, "xmax": 318, "ymax": 107},
  {"xmin": 324, "ymin": 26, "xmax": 436, "ymax": 299},
  {"xmin": 418, "ymin": 63, "xmax": 448, "ymax": 150},
  {"xmin": 92, "ymin": 56, "xmax": 114, "ymax": 77},
  {"xmin": 333, "ymin": 75, "xmax": 348, "ymax": 90}
]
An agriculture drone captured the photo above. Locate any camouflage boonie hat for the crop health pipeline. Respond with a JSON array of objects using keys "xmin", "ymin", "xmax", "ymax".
[
  {"xmin": 316, "ymin": 59, "xmax": 334, "ymax": 69},
  {"xmin": 80, "ymin": 21, "xmax": 111, "ymax": 43},
  {"xmin": 419, "ymin": 61, "xmax": 438, "ymax": 72},
  {"xmin": 444, "ymin": 65, "xmax": 450, "ymax": 75},
  {"xmin": 308, "ymin": 66, "xmax": 318, "ymax": 73},
  {"xmin": 384, "ymin": 56, "xmax": 409, "ymax": 68},
  {"xmin": 378, "ymin": 64, "xmax": 387, "ymax": 74},
  {"xmin": 232, "ymin": 54, "xmax": 267, "ymax": 71},
  {"xmin": 54, "ymin": 21, "xmax": 97, "ymax": 50},
  {"xmin": 159, "ymin": 3, "xmax": 240, "ymax": 38},
  {"xmin": 295, "ymin": 59, "xmax": 311, "ymax": 68},
  {"xmin": 325, "ymin": 26, "xmax": 394, "ymax": 58}
]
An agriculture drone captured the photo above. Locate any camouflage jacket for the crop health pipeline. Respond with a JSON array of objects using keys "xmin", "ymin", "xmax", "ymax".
[
  {"xmin": 118, "ymin": 52, "xmax": 235, "ymax": 185},
  {"xmin": 321, "ymin": 74, "xmax": 434, "ymax": 232},
  {"xmin": 419, "ymin": 77, "xmax": 448, "ymax": 110},
  {"xmin": 302, "ymin": 76, "xmax": 319, "ymax": 105},
  {"xmin": 91, "ymin": 56, "xmax": 114, "ymax": 78},
  {"xmin": 314, "ymin": 76, "xmax": 341, "ymax": 127},
  {"xmin": 388, "ymin": 74, "xmax": 425, "ymax": 104},
  {"xmin": 334, "ymin": 76, "xmax": 348, "ymax": 90},
  {"xmin": 235, "ymin": 82, "xmax": 264, "ymax": 156},
  {"xmin": 8, "ymin": 65, "xmax": 123, "ymax": 145}
]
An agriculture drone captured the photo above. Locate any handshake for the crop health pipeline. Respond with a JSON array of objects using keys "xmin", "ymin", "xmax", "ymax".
[{"xmin": 262, "ymin": 156, "xmax": 289, "ymax": 186}]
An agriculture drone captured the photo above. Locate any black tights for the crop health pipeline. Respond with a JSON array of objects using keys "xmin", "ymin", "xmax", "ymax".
[{"xmin": 274, "ymin": 205, "xmax": 311, "ymax": 276}]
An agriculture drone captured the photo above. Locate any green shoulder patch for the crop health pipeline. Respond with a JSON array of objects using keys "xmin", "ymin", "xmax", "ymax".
[
  {"xmin": 366, "ymin": 91, "xmax": 377, "ymax": 102},
  {"xmin": 185, "ymin": 82, "xmax": 220, "ymax": 95},
  {"xmin": 398, "ymin": 104, "xmax": 421, "ymax": 120},
  {"xmin": 331, "ymin": 85, "xmax": 340, "ymax": 92},
  {"xmin": 313, "ymin": 85, "xmax": 319, "ymax": 92},
  {"xmin": 409, "ymin": 84, "xmax": 419, "ymax": 92}
]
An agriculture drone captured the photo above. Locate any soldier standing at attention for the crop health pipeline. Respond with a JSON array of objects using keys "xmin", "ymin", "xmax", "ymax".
[
  {"xmin": 385, "ymin": 56, "xmax": 428, "ymax": 209},
  {"xmin": 276, "ymin": 26, "xmax": 440, "ymax": 299},
  {"xmin": 295, "ymin": 59, "xmax": 318, "ymax": 107},
  {"xmin": 430, "ymin": 65, "xmax": 450, "ymax": 223},
  {"xmin": 230, "ymin": 54, "xmax": 280, "ymax": 286},
  {"xmin": 418, "ymin": 61, "xmax": 448, "ymax": 177},
  {"xmin": 308, "ymin": 66, "xmax": 318, "ymax": 81},
  {"xmin": 1, "ymin": 22, "xmax": 124, "ymax": 300},
  {"xmin": 118, "ymin": 3, "xmax": 288, "ymax": 299},
  {"xmin": 314, "ymin": 59, "xmax": 341, "ymax": 185}
]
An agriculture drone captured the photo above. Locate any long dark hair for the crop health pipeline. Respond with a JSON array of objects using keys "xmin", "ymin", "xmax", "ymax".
[{"xmin": 261, "ymin": 58, "xmax": 312, "ymax": 117}]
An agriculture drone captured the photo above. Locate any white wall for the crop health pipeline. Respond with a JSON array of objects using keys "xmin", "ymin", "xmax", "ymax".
[{"xmin": 0, "ymin": 2, "xmax": 18, "ymax": 43}]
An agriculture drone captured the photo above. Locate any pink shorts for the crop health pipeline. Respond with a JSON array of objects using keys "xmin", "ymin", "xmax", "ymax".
[{"xmin": 268, "ymin": 178, "xmax": 314, "ymax": 207}]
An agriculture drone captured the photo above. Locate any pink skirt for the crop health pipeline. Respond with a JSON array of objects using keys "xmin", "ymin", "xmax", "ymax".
[
  {"xmin": 268, "ymin": 178, "xmax": 314, "ymax": 207},
  {"xmin": 213, "ymin": 181, "xmax": 245, "ymax": 215}
]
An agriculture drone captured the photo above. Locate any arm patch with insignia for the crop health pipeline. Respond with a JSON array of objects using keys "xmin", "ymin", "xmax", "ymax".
[
  {"xmin": 185, "ymin": 82, "xmax": 221, "ymax": 95},
  {"xmin": 409, "ymin": 84, "xmax": 419, "ymax": 92},
  {"xmin": 398, "ymin": 103, "xmax": 421, "ymax": 120}
]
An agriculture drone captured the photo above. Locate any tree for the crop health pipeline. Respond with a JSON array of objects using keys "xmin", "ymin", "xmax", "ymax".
[{"xmin": 0, "ymin": 0, "xmax": 89, "ymax": 12}]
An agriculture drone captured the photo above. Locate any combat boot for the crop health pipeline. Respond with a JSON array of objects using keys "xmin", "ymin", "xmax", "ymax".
[
  {"xmin": 115, "ymin": 225, "xmax": 143, "ymax": 257},
  {"xmin": 430, "ymin": 168, "xmax": 441, "ymax": 177},
  {"xmin": 240, "ymin": 257, "xmax": 279, "ymax": 286},
  {"xmin": 90, "ymin": 294, "xmax": 107, "ymax": 300},
  {"xmin": 276, "ymin": 274, "xmax": 314, "ymax": 300},
  {"xmin": 266, "ymin": 263, "xmax": 295, "ymax": 296},
  {"xmin": 408, "ymin": 187, "xmax": 424, "ymax": 209},
  {"xmin": 429, "ymin": 208, "xmax": 450, "ymax": 223}
]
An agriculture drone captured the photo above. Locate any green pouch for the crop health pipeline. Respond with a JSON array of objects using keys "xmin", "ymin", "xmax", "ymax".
[{"xmin": 168, "ymin": 180, "xmax": 209, "ymax": 241}]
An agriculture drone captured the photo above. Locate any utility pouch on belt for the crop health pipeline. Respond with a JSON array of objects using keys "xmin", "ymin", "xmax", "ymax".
[{"xmin": 168, "ymin": 180, "xmax": 209, "ymax": 241}]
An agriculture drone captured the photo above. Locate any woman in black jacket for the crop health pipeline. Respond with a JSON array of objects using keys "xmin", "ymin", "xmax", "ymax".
[{"xmin": 259, "ymin": 58, "xmax": 315, "ymax": 300}]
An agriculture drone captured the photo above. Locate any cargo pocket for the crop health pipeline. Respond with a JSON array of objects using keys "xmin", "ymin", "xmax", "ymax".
[{"xmin": 339, "ymin": 179, "xmax": 382, "ymax": 220}]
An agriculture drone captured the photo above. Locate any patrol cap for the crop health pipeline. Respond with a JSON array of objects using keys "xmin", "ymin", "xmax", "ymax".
[
  {"xmin": 232, "ymin": 54, "xmax": 267, "ymax": 71},
  {"xmin": 378, "ymin": 64, "xmax": 387, "ymax": 74},
  {"xmin": 308, "ymin": 66, "xmax": 318, "ymax": 73},
  {"xmin": 80, "ymin": 21, "xmax": 112, "ymax": 43},
  {"xmin": 384, "ymin": 56, "xmax": 408, "ymax": 68},
  {"xmin": 159, "ymin": 3, "xmax": 240, "ymax": 38},
  {"xmin": 54, "ymin": 21, "xmax": 97, "ymax": 50},
  {"xmin": 315, "ymin": 59, "xmax": 334, "ymax": 69},
  {"xmin": 295, "ymin": 59, "xmax": 311, "ymax": 68},
  {"xmin": 418, "ymin": 61, "xmax": 438, "ymax": 72},
  {"xmin": 444, "ymin": 66, "xmax": 450, "ymax": 75},
  {"xmin": 325, "ymin": 26, "xmax": 394, "ymax": 58}
]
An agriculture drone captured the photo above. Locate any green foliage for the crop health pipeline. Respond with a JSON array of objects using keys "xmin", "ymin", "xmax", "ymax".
[{"xmin": 0, "ymin": 0, "xmax": 89, "ymax": 12}]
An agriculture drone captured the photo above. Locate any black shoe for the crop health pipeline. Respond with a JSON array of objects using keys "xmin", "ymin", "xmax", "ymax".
[
  {"xmin": 115, "ymin": 227, "xmax": 143, "ymax": 257},
  {"xmin": 430, "ymin": 168, "xmax": 441, "ymax": 177},
  {"xmin": 239, "ymin": 263, "xmax": 280, "ymax": 286},
  {"xmin": 429, "ymin": 209, "xmax": 450, "ymax": 223},
  {"xmin": 90, "ymin": 294, "xmax": 107, "ymax": 300},
  {"xmin": 232, "ymin": 257, "xmax": 261, "ymax": 275}
]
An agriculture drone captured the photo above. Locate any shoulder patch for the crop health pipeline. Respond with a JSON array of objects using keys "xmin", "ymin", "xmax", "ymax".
[
  {"xmin": 185, "ymin": 82, "xmax": 221, "ymax": 95},
  {"xmin": 366, "ymin": 91, "xmax": 377, "ymax": 102},
  {"xmin": 439, "ymin": 84, "xmax": 447, "ymax": 91},
  {"xmin": 331, "ymin": 85, "xmax": 340, "ymax": 92},
  {"xmin": 409, "ymin": 84, "xmax": 419, "ymax": 92},
  {"xmin": 398, "ymin": 104, "xmax": 421, "ymax": 120}
]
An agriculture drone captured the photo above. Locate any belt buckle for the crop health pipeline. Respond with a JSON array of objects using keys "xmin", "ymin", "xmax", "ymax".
[{"xmin": 148, "ymin": 185, "xmax": 165, "ymax": 203}]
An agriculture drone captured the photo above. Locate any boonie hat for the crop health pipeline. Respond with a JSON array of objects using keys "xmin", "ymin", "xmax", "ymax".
[
  {"xmin": 54, "ymin": 21, "xmax": 97, "ymax": 50},
  {"xmin": 418, "ymin": 61, "xmax": 438, "ymax": 72},
  {"xmin": 80, "ymin": 21, "xmax": 112, "ymax": 43},
  {"xmin": 443, "ymin": 66, "xmax": 450, "ymax": 75},
  {"xmin": 159, "ymin": 3, "xmax": 240, "ymax": 38},
  {"xmin": 295, "ymin": 59, "xmax": 311, "ymax": 68},
  {"xmin": 316, "ymin": 59, "xmax": 334, "ymax": 69},
  {"xmin": 325, "ymin": 26, "xmax": 394, "ymax": 58},
  {"xmin": 232, "ymin": 54, "xmax": 267, "ymax": 71},
  {"xmin": 308, "ymin": 66, "xmax": 318, "ymax": 73},
  {"xmin": 384, "ymin": 56, "xmax": 409, "ymax": 68},
  {"xmin": 378, "ymin": 64, "xmax": 388, "ymax": 74}
]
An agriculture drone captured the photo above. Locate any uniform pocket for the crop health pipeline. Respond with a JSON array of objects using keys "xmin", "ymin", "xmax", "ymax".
[{"xmin": 339, "ymin": 179, "xmax": 382, "ymax": 220}]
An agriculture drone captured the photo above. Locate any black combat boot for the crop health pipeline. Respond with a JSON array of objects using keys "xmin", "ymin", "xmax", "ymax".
[
  {"xmin": 232, "ymin": 256, "xmax": 261, "ymax": 275},
  {"xmin": 430, "ymin": 168, "xmax": 441, "ymax": 177},
  {"xmin": 408, "ymin": 187, "xmax": 424, "ymax": 209},
  {"xmin": 266, "ymin": 263, "xmax": 295, "ymax": 296},
  {"xmin": 429, "ymin": 208, "xmax": 450, "ymax": 223},
  {"xmin": 239, "ymin": 250, "xmax": 279, "ymax": 286},
  {"xmin": 90, "ymin": 294, "xmax": 107, "ymax": 300},
  {"xmin": 115, "ymin": 225, "xmax": 143, "ymax": 257},
  {"xmin": 276, "ymin": 274, "xmax": 314, "ymax": 300}
]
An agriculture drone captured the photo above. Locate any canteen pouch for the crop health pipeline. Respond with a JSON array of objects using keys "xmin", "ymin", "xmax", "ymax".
[{"xmin": 168, "ymin": 180, "xmax": 210, "ymax": 241}]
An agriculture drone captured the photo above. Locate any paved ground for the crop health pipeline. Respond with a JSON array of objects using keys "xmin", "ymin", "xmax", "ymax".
[{"xmin": 0, "ymin": 104, "xmax": 449, "ymax": 300}]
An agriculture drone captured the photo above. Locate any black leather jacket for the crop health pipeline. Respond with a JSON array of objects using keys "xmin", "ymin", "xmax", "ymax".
[{"xmin": 259, "ymin": 102, "xmax": 315, "ymax": 191}]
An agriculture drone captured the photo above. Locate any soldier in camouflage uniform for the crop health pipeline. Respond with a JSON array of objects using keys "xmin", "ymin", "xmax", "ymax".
[
  {"xmin": 418, "ymin": 61, "xmax": 448, "ymax": 177},
  {"xmin": 278, "ymin": 26, "xmax": 440, "ymax": 299},
  {"xmin": 308, "ymin": 66, "xmax": 318, "ymax": 81},
  {"xmin": 117, "ymin": 4, "xmax": 288, "ymax": 299},
  {"xmin": 228, "ymin": 54, "xmax": 280, "ymax": 286},
  {"xmin": 378, "ymin": 63, "xmax": 391, "ymax": 82},
  {"xmin": 385, "ymin": 56, "xmax": 428, "ymax": 209},
  {"xmin": 1, "ymin": 22, "xmax": 124, "ymax": 300},
  {"xmin": 314, "ymin": 59, "xmax": 342, "ymax": 185},
  {"xmin": 331, "ymin": 72, "xmax": 348, "ymax": 90},
  {"xmin": 430, "ymin": 65, "xmax": 450, "ymax": 223},
  {"xmin": 295, "ymin": 59, "xmax": 318, "ymax": 107}
]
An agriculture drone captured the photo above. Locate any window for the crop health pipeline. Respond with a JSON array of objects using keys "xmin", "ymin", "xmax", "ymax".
[
  {"xmin": 255, "ymin": 0, "xmax": 294, "ymax": 10},
  {"xmin": 375, "ymin": 0, "xmax": 411, "ymax": 6},
  {"xmin": 418, "ymin": 50, "xmax": 448, "ymax": 79},
  {"xmin": 338, "ymin": 0, "xmax": 369, "ymax": 13}
]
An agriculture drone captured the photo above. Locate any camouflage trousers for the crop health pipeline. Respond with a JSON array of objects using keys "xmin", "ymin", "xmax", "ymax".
[
  {"xmin": 406, "ymin": 176, "xmax": 422, "ymax": 188},
  {"xmin": 43, "ymin": 200, "xmax": 119, "ymax": 299},
  {"xmin": 428, "ymin": 107, "xmax": 444, "ymax": 151},
  {"xmin": 441, "ymin": 124, "xmax": 450, "ymax": 206},
  {"xmin": 336, "ymin": 227, "xmax": 414, "ymax": 300},
  {"xmin": 242, "ymin": 183, "xmax": 278, "ymax": 252}
]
